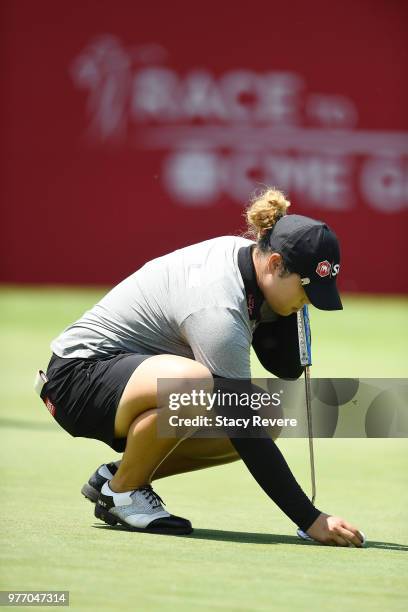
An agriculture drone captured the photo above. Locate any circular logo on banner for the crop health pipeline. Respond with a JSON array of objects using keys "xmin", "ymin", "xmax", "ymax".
[{"xmin": 316, "ymin": 260, "xmax": 331, "ymax": 277}]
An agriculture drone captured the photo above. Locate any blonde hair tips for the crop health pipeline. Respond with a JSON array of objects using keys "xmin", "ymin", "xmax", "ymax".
[{"xmin": 245, "ymin": 187, "xmax": 291, "ymax": 240}]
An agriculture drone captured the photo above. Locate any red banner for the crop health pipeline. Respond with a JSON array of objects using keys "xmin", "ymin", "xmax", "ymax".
[{"xmin": 1, "ymin": 0, "xmax": 407, "ymax": 292}]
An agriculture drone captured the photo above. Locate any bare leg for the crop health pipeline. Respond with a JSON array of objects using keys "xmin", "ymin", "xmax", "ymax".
[
  {"xmin": 153, "ymin": 436, "xmax": 240, "ymax": 480},
  {"xmin": 109, "ymin": 354, "xmax": 213, "ymax": 493},
  {"xmin": 151, "ymin": 413, "xmax": 281, "ymax": 480},
  {"xmin": 110, "ymin": 408, "xmax": 185, "ymax": 491}
]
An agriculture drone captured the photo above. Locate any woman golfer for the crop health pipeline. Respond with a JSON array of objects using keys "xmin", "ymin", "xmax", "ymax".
[{"xmin": 36, "ymin": 188, "xmax": 364, "ymax": 546}]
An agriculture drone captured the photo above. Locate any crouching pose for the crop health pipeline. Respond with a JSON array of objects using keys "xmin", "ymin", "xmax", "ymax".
[{"xmin": 36, "ymin": 188, "xmax": 364, "ymax": 546}]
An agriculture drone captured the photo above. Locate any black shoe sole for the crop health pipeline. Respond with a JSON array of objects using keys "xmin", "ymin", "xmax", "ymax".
[
  {"xmin": 94, "ymin": 504, "xmax": 193, "ymax": 535},
  {"xmin": 81, "ymin": 483, "xmax": 101, "ymax": 504}
]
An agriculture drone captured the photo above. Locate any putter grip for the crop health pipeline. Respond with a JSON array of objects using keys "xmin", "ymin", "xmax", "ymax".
[{"xmin": 297, "ymin": 305, "xmax": 312, "ymax": 366}]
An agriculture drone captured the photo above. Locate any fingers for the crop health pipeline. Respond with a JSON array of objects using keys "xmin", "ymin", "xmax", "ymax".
[
  {"xmin": 324, "ymin": 517, "xmax": 364, "ymax": 547},
  {"xmin": 305, "ymin": 514, "xmax": 365, "ymax": 547},
  {"xmin": 330, "ymin": 533, "xmax": 349, "ymax": 546},
  {"xmin": 339, "ymin": 521, "xmax": 364, "ymax": 547},
  {"xmin": 336, "ymin": 528, "xmax": 362, "ymax": 547},
  {"xmin": 329, "ymin": 526, "xmax": 363, "ymax": 547},
  {"xmin": 326, "ymin": 533, "xmax": 358, "ymax": 547}
]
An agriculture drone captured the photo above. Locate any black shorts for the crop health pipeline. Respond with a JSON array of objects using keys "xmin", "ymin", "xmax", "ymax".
[{"xmin": 40, "ymin": 352, "xmax": 154, "ymax": 452}]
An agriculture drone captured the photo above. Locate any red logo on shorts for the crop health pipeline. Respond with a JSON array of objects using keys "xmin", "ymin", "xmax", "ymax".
[
  {"xmin": 316, "ymin": 260, "xmax": 331, "ymax": 278},
  {"xmin": 44, "ymin": 397, "xmax": 56, "ymax": 417}
]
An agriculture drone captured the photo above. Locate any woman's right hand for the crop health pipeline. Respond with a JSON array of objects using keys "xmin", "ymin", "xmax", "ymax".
[{"xmin": 306, "ymin": 512, "xmax": 364, "ymax": 547}]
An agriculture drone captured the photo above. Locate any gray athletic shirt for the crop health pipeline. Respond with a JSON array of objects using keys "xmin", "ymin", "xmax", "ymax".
[{"xmin": 51, "ymin": 236, "xmax": 278, "ymax": 378}]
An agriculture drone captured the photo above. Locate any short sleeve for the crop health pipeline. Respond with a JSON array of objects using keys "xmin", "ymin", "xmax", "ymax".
[{"xmin": 180, "ymin": 307, "xmax": 251, "ymax": 378}]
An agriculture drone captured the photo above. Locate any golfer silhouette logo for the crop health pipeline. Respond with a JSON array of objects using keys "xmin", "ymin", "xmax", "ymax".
[{"xmin": 70, "ymin": 35, "xmax": 132, "ymax": 141}]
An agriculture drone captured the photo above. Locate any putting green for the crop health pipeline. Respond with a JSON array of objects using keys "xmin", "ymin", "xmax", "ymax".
[{"xmin": 1, "ymin": 288, "xmax": 407, "ymax": 611}]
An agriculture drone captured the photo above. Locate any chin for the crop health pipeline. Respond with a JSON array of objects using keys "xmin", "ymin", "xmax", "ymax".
[
  {"xmin": 275, "ymin": 307, "xmax": 292, "ymax": 317},
  {"xmin": 266, "ymin": 301, "xmax": 292, "ymax": 317}
]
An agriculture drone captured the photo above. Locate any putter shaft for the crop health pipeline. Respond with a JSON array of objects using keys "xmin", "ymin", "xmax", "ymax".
[
  {"xmin": 297, "ymin": 305, "xmax": 316, "ymax": 506},
  {"xmin": 304, "ymin": 365, "xmax": 316, "ymax": 505}
]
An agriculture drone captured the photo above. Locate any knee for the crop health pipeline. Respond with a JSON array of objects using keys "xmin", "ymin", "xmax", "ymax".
[
  {"xmin": 160, "ymin": 357, "xmax": 213, "ymax": 385},
  {"xmin": 156, "ymin": 356, "xmax": 214, "ymax": 402}
]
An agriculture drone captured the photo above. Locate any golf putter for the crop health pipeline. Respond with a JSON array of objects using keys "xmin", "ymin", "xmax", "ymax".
[
  {"xmin": 297, "ymin": 304, "xmax": 316, "ymax": 505},
  {"xmin": 295, "ymin": 306, "xmax": 367, "ymax": 547},
  {"xmin": 295, "ymin": 304, "xmax": 317, "ymax": 542}
]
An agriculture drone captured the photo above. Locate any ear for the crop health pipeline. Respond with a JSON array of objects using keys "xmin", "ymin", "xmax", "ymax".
[{"xmin": 267, "ymin": 252, "xmax": 283, "ymax": 274}]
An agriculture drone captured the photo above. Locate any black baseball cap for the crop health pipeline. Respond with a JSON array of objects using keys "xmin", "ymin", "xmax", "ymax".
[{"xmin": 269, "ymin": 214, "xmax": 343, "ymax": 311}]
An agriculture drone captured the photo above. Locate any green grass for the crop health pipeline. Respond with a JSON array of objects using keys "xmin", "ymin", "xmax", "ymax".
[{"xmin": 1, "ymin": 287, "xmax": 407, "ymax": 611}]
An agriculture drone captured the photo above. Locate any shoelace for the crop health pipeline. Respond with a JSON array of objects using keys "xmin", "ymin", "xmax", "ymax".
[{"xmin": 138, "ymin": 485, "xmax": 165, "ymax": 509}]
